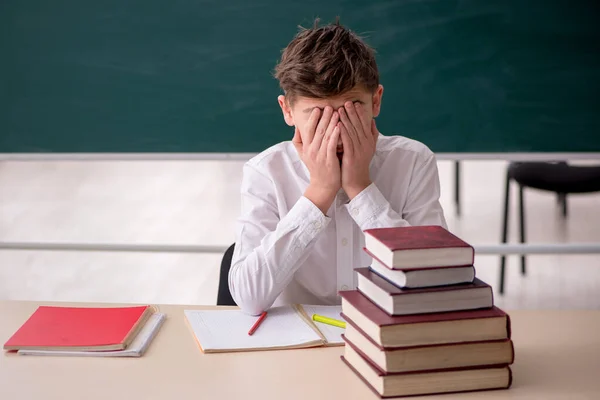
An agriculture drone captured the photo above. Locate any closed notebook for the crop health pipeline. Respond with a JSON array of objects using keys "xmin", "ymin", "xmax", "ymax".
[
  {"xmin": 3, "ymin": 305, "xmax": 155, "ymax": 351},
  {"xmin": 366, "ymin": 249, "xmax": 475, "ymax": 288},
  {"xmin": 364, "ymin": 225, "xmax": 474, "ymax": 269},
  {"xmin": 184, "ymin": 304, "xmax": 345, "ymax": 353},
  {"xmin": 340, "ymin": 290, "xmax": 510, "ymax": 348},
  {"xmin": 342, "ymin": 341, "xmax": 512, "ymax": 398},
  {"xmin": 17, "ymin": 313, "xmax": 166, "ymax": 357},
  {"xmin": 343, "ymin": 324, "xmax": 514, "ymax": 373},
  {"xmin": 356, "ymin": 268, "xmax": 493, "ymax": 316}
]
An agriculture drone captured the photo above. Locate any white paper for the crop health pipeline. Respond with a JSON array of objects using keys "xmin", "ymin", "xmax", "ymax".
[
  {"xmin": 184, "ymin": 306, "xmax": 323, "ymax": 351},
  {"xmin": 18, "ymin": 313, "xmax": 166, "ymax": 357},
  {"xmin": 301, "ymin": 305, "xmax": 345, "ymax": 344}
]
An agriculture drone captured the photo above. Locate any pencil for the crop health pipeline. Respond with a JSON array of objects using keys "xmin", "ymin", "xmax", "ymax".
[{"xmin": 248, "ymin": 311, "xmax": 268, "ymax": 336}]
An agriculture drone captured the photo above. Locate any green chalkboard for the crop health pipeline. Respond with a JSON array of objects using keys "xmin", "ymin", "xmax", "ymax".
[{"xmin": 1, "ymin": 0, "xmax": 599, "ymax": 153}]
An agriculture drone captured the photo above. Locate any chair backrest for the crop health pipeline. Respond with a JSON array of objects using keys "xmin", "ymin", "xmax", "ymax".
[
  {"xmin": 217, "ymin": 243, "xmax": 237, "ymax": 306},
  {"xmin": 508, "ymin": 162, "xmax": 600, "ymax": 194}
]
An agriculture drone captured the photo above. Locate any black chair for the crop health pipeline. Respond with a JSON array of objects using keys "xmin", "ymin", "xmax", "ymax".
[
  {"xmin": 217, "ymin": 243, "xmax": 237, "ymax": 306},
  {"xmin": 499, "ymin": 162, "xmax": 600, "ymax": 294}
]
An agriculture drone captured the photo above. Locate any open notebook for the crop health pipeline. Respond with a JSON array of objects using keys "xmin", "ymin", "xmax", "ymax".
[{"xmin": 184, "ymin": 305, "xmax": 345, "ymax": 353}]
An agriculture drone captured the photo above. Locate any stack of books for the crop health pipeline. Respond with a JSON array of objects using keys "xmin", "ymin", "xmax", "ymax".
[
  {"xmin": 3, "ymin": 305, "xmax": 165, "ymax": 357},
  {"xmin": 340, "ymin": 225, "xmax": 514, "ymax": 398}
]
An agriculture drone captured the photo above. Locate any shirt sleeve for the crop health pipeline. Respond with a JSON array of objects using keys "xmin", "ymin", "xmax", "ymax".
[
  {"xmin": 346, "ymin": 153, "xmax": 447, "ymax": 230},
  {"xmin": 228, "ymin": 163, "xmax": 331, "ymax": 315}
]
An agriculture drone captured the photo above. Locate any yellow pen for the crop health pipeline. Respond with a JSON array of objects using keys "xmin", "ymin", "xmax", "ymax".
[{"xmin": 312, "ymin": 314, "xmax": 346, "ymax": 329}]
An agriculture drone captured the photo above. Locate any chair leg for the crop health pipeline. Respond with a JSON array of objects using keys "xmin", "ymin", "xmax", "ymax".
[
  {"xmin": 519, "ymin": 185, "xmax": 526, "ymax": 276},
  {"xmin": 500, "ymin": 171, "xmax": 510, "ymax": 295},
  {"xmin": 454, "ymin": 161, "xmax": 461, "ymax": 217},
  {"xmin": 559, "ymin": 193, "xmax": 568, "ymax": 217}
]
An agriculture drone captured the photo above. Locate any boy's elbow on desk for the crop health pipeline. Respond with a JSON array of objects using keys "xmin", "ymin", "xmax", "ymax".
[
  {"xmin": 231, "ymin": 290, "xmax": 272, "ymax": 316},
  {"xmin": 228, "ymin": 265, "xmax": 276, "ymax": 316}
]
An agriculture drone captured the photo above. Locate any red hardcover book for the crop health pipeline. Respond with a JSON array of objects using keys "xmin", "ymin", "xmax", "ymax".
[
  {"xmin": 356, "ymin": 268, "xmax": 493, "ymax": 315},
  {"xmin": 341, "ymin": 339, "xmax": 512, "ymax": 398},
  {"xmin": 340, "ymin": 290, "xmax": 510, "ymax": 348},
  {"xmin": 365, "ymin": 248, "xmax": 475, "ymax": 288},
  {"xmin": 363, "ymin": 225, "xmax": 474, "ymax": 269},
  {"xmin": 342, "ymin": 323, "xmax": 514, "ymax": 373},
  {"xmin": 3, "ymin": 305, "xmax": 154, "ymax": 351}
]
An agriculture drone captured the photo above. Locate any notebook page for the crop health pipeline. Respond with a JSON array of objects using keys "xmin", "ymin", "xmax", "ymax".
[
  {"xmin": 184, "ymin": 306, "xmax": 323, "ymax": 351},
  {"xmin": 301, "ymin": 305, "xmax": 345, "ymax": 344}
]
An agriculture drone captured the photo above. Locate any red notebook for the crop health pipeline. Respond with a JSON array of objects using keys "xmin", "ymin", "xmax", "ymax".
[
  {"xmin": 363, "ymin": 225, "xmax": 474, "ymax": 269},
  {"xmin": 340, "ymin": 290, "xmax": 510, "ymax": 348},
  {"xmin": 3, "ymin": 305, "xmax": 154, "ymax": 351}
]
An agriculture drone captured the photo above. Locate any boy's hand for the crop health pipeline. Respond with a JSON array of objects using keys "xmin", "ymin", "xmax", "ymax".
[
  {"xmin": 338, "ymin": 101, "xmax": 379, "ymax": 200},
  {"xmin": 293, "ymin": 106, "xmax": 341, "ymax": 214}
]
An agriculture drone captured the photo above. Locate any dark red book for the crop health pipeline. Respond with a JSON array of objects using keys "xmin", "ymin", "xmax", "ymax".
[
  {"xmin": 363, "ymin": 225, "xmax": 474, "ymax": 269},
  {"xmin": 341, "ymin": 339, "xmax": 512, "ymax": 398},
  {"xmin": 356, "ymin": 268, "xmax": 493, "ymax": 316},
  {"xmin": 3, "ymin": 305, "xmax": 154, "ymax": 351},
  {"xmin": 342, "ymin": 323, "xmax": 514, "ymax": 373},
  {"xmin": 340, "ymin": 290, "xmax": 510, "ymax": 348},
  {"xmin": 365, "ymin": 248, "xmax": 475, "ymax": 288}
]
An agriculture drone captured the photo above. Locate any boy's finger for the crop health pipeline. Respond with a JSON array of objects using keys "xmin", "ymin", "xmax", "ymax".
[
  {"xmin": 339, "ymin": 108, "xmax": 360, "ymax": 148},
  {"xmin": 355, "ymin": 103, "xmax": 372, "ymax": 139},
  {"xmin": 339, "ymin": 122, "xmax": 354, "ymax": 158},
  {"xmin": 327, "ymin": 125, "xmax": 341, "ymax": 162},
  {"xmin": 321, "ymin": 111, "xmax": 339, "ymax": 146},
  {"xmin": 338, "ymin": 107, "xmax": 356, "ymax": 135},
  {"xmin": 304, "ymin": 108, "xmax": 321, "ymax": 145},
  {"xmin": 344, "ymin": 101, "xmax": 364, "ymax": 139},
  {"xmin": 312, "ymin": 106, "xmax": 333, "ymax": 151}
]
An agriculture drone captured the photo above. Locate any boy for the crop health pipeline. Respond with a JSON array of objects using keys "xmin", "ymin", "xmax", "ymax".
[{"xmin": 229, "ymin": 20, "xmax": 447, "ymax": 315}]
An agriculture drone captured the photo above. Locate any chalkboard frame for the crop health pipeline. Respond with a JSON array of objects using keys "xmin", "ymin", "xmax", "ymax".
[{"xmin": 1, "ymin": 152, "xmax": 600, "ymax": 161}]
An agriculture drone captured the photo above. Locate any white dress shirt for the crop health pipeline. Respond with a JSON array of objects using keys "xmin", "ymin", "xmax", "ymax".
[{"xmin": 229, "ymin": 133, "xmax": 448, "ymax": 315}]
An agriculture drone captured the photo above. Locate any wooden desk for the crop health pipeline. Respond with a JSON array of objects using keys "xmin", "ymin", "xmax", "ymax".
[{"xmin": 1, "ymin": 302, "xmax": 599, "ymax": 400}]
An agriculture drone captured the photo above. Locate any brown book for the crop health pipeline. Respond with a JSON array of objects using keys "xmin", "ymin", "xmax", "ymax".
[
  {"xmin": 363, "ymin": 225, "xmax": 474, "ymax": 269},
  {"xmin": 342, "ymin": 340, "xmax": 512, "ymax": 398},
  {"xmin": 340, "ymin": 290, "xmax": 510, "ymax": 348},
  {"xmin": 366, "ymin": 248, "xmax": 475, "ymax": 288},
  {"xmin": 356, "ymin": 268, "xmax": 493, "ymax": 315},
  {"xmin": 343, "ymin": 324, "xmax": 514, "ymax": 373}
]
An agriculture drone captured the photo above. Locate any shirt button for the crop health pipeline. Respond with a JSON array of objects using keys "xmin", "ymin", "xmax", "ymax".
[
  {"xmin": 351, "ymin": 208, "xmax": 359, "ymax": 217},
  {"xmin": 341, "ymin": 285, "xmax": 349, "ymax": 290},
  {"xmin": 313, "ymin": 221, "xmax": 322, "ymax": 230},
  {"xmin": 341, "ymin": 238, "xmax": 348, "ymax": 246}
]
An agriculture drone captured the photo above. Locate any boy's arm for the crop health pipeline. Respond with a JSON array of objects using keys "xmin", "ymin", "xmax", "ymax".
[
  {"xmin": 228, "ymin": 163, "xmax": 331, "ymax": 316},
  {"xmin": 345, "ymin": 153, "xmax": 447, "ymax": 230}
]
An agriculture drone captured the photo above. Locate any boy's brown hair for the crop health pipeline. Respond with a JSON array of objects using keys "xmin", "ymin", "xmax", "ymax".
[{"xmin": 274, "ymin": 18, "xmax": 379, "ymax": 104}]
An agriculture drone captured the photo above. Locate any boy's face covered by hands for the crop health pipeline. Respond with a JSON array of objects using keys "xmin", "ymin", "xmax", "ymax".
[{"xmin": 277, "ymin": 85, "xmax": 384, "ymax": 200}]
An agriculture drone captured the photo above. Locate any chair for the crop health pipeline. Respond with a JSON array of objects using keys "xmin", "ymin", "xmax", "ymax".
[
  {"xmin": 499, "ymin": 161, "xmax": 600, "ymax": 294},
  {"xmin": 217, "ymin": 243, "xmax": 237, "ymax": 306}
]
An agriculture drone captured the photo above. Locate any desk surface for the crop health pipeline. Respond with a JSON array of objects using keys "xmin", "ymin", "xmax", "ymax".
[{"xmin": 1, "ymin": 301, "xmax": 599, "ymax": 400}]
